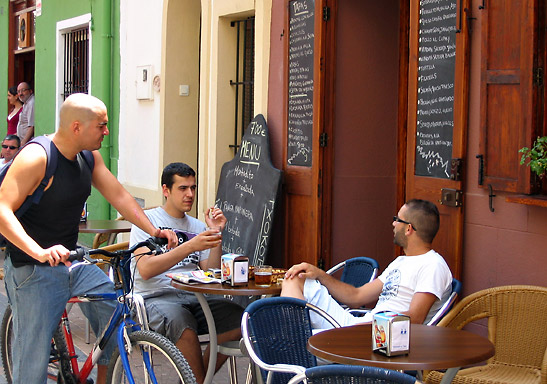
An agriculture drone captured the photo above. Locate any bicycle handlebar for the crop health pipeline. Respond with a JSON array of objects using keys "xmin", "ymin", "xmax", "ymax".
[{"xmin": 68, "ymin": 237, "xmax": 168, "ymax": 262}]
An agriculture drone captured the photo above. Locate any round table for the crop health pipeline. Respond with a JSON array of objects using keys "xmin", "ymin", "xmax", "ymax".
[
  {"xmin": 78, "ymin": 219, "xmax": 132, "ymax": 234},
  {"xmin": 171, "ymin": 279, "xmax": 282, "ymax": 384},
  {"xmin": 78, "ymin": 220, "xmax": 132, "ymax": 246},
  {"xmin": 308, "ymin": 323, "xmax": 494, "ymax": 384},
  {"xmin": 170, "ymin": 279, "xmax": 282, "ymax": 296}
]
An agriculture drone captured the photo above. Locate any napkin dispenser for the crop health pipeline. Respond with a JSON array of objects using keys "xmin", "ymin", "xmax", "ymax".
[
  {"xmin": 221, "ymin": 254, "xmax": 249, "ymax": 286},
  {"xmin": 372, "ymin": 311, "xmax": 410, "ymax": 356}
]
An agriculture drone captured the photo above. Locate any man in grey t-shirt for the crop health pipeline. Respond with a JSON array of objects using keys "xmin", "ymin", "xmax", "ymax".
[
  {"xmin": 130, "ymin": 162, "xmax": 243, "ymax": 384},
  {"xmin": 16, "ymin": 82, "xmax": 35, "ymax": 145}
]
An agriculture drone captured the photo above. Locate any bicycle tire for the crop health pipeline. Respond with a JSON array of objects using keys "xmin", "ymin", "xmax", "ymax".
[
  {"xmin": 106, "ymin": 329, "xmax": 196, "ymax": 384},
  {"xmin": 0, "ymin": 305, "xmax": 75, "ymax": 383},
  {"xmin": 52, "ymin": 324, "xmax": 78, "ymax": 384},
  {"xmin": 0, "ymin": 305, "xmax": 13, "ymax": 383}
]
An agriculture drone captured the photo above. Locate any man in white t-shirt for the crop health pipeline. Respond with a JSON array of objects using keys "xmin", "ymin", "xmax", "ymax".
[
  {"xmin": 281, "ymin": 199, "xmax": 452, "ymax": 329},
  {"xmin": 130, "ymin": 162, "xmax": 243, "ymax": 384}
]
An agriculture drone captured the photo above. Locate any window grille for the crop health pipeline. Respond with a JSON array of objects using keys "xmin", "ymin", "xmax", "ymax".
[
  {"xmin": 62, "ymin": 27, "xmax": 89, "ymax": 99},
  {"xmin": 229, "ymin": 17, "xmax": 255, "ymax": 153}
]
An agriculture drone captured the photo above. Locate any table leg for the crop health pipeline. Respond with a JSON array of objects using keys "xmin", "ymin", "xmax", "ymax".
[
  {"xmin": 194, "ymin": 292, "xmax": 217, "ymax": 384},
  {"xmin": 440, "ymin": 367, "xmax": 460, "ymax": 384}
]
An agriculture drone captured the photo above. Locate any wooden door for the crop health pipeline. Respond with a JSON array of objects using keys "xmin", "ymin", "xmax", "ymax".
[
  {"xmin": 283, "ymin": 0, "xmax": 328, "ymax": 267},
  {"xmin": 405, "ymin": 0, "xmax": 471, "ymax": 279}
]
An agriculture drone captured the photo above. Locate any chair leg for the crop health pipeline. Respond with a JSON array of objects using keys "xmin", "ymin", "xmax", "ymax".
[
  {"xmin": 245, "ymin": 361, "xmax": 258, "ymax": 384},
  {"xmin": 228, "ymin": 356, "xmax": 238, "ymax": 384}
]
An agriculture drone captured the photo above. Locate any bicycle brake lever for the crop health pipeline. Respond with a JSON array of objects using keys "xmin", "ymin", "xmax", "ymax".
[
  {"xmin": 67, "ymin": 259, "xmax": 93, "ymax": 272},
  {"xmin": 146, "ymin": 237, "xmax": 167, "ymax": 255}
]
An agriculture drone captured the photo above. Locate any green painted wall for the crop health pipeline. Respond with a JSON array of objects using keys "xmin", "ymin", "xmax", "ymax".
[
  {"xmin": 0, "ymin": 0, "xmax": 8, "ymax": 124},
  {"xmin": 33, "ymin": 0, "xmax": 120, "ymax": 233}
]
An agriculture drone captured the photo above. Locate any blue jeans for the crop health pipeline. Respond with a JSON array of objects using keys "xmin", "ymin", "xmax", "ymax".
[{"xmin": 4, "ymin": 257, "xmax": 116, "ymax": 384}]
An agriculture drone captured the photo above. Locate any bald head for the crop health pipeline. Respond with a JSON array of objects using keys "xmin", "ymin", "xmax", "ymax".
[{"xmin": 59, "ymin": 93, "xmax": 107, "ymax": 132}]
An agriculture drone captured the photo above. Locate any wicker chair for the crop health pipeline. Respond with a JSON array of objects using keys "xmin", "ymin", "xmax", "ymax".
[
  {"xmin": 91, "ymin": 216, "xmax": 126, "ymax": 249},
  {"xmin": 425, "ymin": 285, "xmax": 547, "ymax": 384}
]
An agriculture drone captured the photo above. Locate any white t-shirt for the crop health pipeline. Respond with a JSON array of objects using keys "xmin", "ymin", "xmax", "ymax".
[
  {"xmin": 129, "ymin": 207, "xmax": 209, "ymax": 294},
  {"xmin": 373, "ymin": 250, "xmax": 452, "ymax": 323},
  {"xmin": 0, "ymin": 159, "xmax": 9, "ymax": 172},
  {"xmin": 304, "ymin": 249, "xmax": 452, "ymax": 328}
]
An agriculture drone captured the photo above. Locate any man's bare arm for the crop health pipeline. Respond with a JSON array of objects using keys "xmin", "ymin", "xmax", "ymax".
[
  {"xmin": 90, "ymin": 152, "xmax": 177, "ymax": 248},
  {"xmin": 285, "ymin": 262, "xmax": 384, "ymax": 308},
  {"xmin": 135, "ymin": 230, "xmax": 222, "ymax": 279},
  {"xmin": 403, "ymin": 292, "xmax": 438, "ymax": 324},
  {"xmin": 0, "ymin": 144, "xmax": 69, "ymax": 265}
]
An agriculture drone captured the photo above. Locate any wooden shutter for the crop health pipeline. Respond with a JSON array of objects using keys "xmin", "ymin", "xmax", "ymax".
[{"xmin": 479, "ymin": 0, "xmax": 539, "ymax": 193}]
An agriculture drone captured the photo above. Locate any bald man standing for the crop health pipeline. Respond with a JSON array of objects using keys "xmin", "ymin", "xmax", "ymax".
[{"xmin": 0, "ymin": 93, "xmax": 177, "ymax": 384}]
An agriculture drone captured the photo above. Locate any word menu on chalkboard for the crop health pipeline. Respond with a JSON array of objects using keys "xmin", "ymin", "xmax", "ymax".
[
  {"xmin": 415, "ymin": 0, "xmax": 457, "ymax": 179},
  {"xmin": 287, "ymin": 0, "xmax": 315, "ymax": 167},
  {"xmin": 215, "ymin": 115, "xmax": 282, "ymax": 266}
]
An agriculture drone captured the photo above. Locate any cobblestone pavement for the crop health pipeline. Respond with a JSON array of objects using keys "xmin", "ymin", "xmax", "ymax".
[{"xmin": 0, "ymin": 255, "xmax": 249, "ymax": 384}]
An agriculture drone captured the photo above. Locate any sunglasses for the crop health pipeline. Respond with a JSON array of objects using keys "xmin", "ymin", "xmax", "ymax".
[
  {"xmin": 393, "ymin": 216, "xmax": 417, "ymax": 231},
  {"xmin": 2, "ymin": 145, "xmax": 19, "ymax": 150},
  {"xmin": 17, "ymin": 88, "xmax": 30, "ymax": 94}
]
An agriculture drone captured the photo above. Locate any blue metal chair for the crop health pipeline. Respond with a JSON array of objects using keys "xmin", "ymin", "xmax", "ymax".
[
  {"xmin": 241, "ymin": 296, "xmax": 340, "ymax": 384},
  {"xmin": 287, "ymin": 364, "xmax": 419, "ymax": 384},
  {"xmin": 426, "ymin": 278, "xmax": 462, "ymax": 326},
  {"xmin": 326, "ymin": 256, "xmax": 379, "ymax": 312},
  {"xmin": 326, "ymin": 257, "xmax": 380, "ymax": 288}
]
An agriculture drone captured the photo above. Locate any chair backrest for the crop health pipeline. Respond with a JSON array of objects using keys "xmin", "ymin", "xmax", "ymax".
[
  {"xmin": 290, "ymin": 365, "xmax": 418, "ymax": 384},
  {"xmin": 242, "ymin": 297, "xmax": 340, "ymax": 384},
  {"xmin": 437, "ymin": 285, "xmax": 547, "ymax": 370},
  {"xmin": 326, "ymin": 257, "xmax": 379, "ymax": 288},
  {"xmin": 427, "ymin": 278, "xmax": 462, "ymax": 326}
]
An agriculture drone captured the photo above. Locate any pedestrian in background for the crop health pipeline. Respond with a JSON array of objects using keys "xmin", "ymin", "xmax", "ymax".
[
  {"xmin": 16, "ymin": 82, "xmax": 34, "ymax": 145},
  {"xmin": 0, "ymin": 134, "xmax": 21, "ymax": 171},
  {"xmin": 7, "ymin": 87, "xmax": 23, "ymax": 136}
]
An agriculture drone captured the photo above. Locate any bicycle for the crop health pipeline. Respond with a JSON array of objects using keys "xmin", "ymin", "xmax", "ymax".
[{"xmin": 0, "ymin": 238, "xmax": 196, "ymax": 384}]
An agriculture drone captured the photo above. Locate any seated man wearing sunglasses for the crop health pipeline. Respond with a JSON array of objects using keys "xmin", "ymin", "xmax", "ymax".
[
  {"xmin": 0, "ymin": 134, "xmax": 21, "ymax": 171},
  {"xmin": 281, "ymin": 199, "xmax": 452, "ymax": 328}
]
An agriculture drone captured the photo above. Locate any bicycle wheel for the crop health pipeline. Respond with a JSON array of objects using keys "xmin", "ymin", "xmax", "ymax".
[
  {"xmin": 52, "ymin": 325, "xmax": 77, "ymax": 384},
  {"xmin": 106, "ymin": 329, "xmax": 196, "ymax": 384},
  {"xmin": 0, "ymin": 305, "xmax": 74, "ymax": 383},
  {"xmin": 0, "ymin": 305, "xmax": 13, "ymax": 383}
]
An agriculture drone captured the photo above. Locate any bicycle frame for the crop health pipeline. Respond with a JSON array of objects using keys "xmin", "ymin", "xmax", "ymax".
[{"xmin": 59, "ymin": 244, "xmax": 159, "ymax": 384}]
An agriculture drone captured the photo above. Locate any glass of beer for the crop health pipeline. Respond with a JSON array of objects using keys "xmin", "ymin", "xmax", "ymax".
[{"xmin": 254, "ymin": 265, "xmax": 273, "ymax": 287}]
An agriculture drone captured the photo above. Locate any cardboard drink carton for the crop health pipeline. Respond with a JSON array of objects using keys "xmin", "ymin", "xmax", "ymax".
[
  {"xmin": 221, "ymin": 254, "xmax": 249, "ymax": 286},
  {"xmin": 372, "ymin": 311, "xmax": 410, "ymax": 356}
]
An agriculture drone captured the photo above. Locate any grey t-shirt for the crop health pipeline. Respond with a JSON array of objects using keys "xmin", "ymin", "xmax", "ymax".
[
  {"xmin": 17, "ymin": 94, "xmax": 34, "ymax": 139},
  {"xmin": 129, "ymin": 207, "xmax": 209, "ymax": 294}
]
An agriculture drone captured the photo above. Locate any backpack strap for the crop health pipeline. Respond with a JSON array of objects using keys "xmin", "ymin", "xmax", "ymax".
[
  {"xmin": 80, "ymin": 150, "xmax": 95, "ymax": 172},
  {"xmin": 15, "ymin": 136, "xmax": 59, "ymax": 217}
]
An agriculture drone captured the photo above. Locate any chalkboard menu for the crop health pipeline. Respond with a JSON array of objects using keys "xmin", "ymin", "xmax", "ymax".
[
  {"xmin": 415, "ymin": 0, "xmax": 457, "ymax": 178},
  {"xmin": 287, "ymin": 0, "xmax": 315, "ymax": 167},
  {"xmin": 215, "ymin": 115, "xmax": 282, "ymax": 266}
]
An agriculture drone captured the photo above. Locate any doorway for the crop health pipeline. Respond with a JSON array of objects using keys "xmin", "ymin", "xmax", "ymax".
[{"xmin": 325, "ymin": 0, "xmax": 401, "ymax": 271}]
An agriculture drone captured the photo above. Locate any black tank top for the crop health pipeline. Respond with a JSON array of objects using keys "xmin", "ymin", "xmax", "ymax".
[{"xmin": 7, "ymin": 149, "xmax": 93, "ymax": 267}]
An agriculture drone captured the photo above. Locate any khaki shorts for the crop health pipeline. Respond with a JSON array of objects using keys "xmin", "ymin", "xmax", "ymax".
[{"xmin": 143, "ymin": 289, "xmax": 244, "ymax": 343}]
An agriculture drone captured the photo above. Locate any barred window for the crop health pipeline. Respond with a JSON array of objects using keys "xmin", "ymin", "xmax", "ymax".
[
  {"xmin": 62, "ymin": 27, "xmax": 89, "ymax": 99},
  {"xmin": 229, "ymin": 17, "xmax": 255, "ymax": 153}
]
